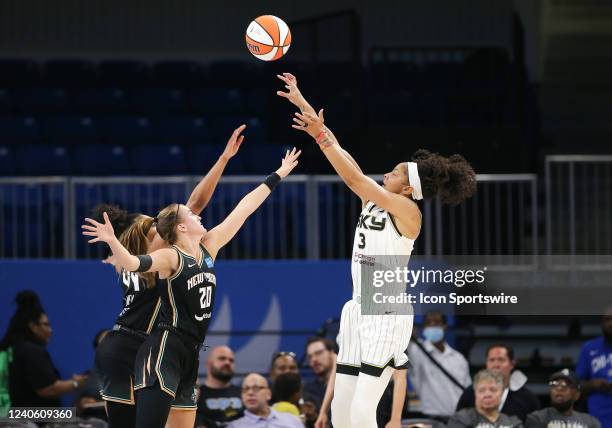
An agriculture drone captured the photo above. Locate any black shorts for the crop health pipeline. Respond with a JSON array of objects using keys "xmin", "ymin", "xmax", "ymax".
[
  {"xmin": 95, "ymin": 329, "xmax": 146, "ymax": 404},
  {"xmin": 133, "ymin": 328, "xmax": 200, "ymax": 409}
]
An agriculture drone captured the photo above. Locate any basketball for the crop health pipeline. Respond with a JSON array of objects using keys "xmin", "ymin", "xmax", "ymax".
[{"xmin": 245, "ymin": 15, "xmax": 291, "ymax": 61}]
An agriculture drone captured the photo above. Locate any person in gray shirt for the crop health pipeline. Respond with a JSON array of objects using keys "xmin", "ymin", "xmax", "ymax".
[
  {"xmin": 448, "ymin": 369, "xmax": 523, "ymax": 428},
  {"xmin": 526, "ymin": 369, "xmax": 601, "ymax": 428}
]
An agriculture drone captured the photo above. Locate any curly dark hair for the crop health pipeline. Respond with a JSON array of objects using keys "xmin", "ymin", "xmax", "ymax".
[
  {"xmin": 411, "ymin": 149, "xmax": 476, "ymax": 205},
  {"xmin": 0, "ymin": 290, "xmax": 46, "ymax": 349},
  {"xmin": 90, "ymin": 203, "xmax": 140, "ymax": 239}
]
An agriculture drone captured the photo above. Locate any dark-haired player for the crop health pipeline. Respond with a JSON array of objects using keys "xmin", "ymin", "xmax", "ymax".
[{"xmin": 278, "ymin": 73, "xmax": 476, "ymax": 428}]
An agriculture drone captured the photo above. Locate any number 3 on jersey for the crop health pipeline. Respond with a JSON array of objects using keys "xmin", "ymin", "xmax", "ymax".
[
  {"xmin": 199, "ymin": 286, "xmax": 212, "ymax": 310},
  {"xmin": 358, "ymin": 232, "xmax": 366, "ymax": 249}
]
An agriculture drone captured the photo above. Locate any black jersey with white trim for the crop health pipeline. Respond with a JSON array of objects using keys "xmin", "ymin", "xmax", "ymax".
[
  {"xmin": 157, "ymin": 243, "xmax": 216, "ymax": 344},
  {"xmin": 115, "ymin": 270, "xmax": 161, "ymax": 334}
]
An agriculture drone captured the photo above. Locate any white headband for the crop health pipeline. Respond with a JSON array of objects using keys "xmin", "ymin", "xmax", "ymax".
[{"xmin": 406, "ymin": 162, "xmax": 423, "ymax": 200}]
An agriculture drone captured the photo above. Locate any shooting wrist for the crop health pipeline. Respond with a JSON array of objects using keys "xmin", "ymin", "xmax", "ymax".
[{"xmin": 316, "ymin": 131, "xmax": 334, "ymax": 151}]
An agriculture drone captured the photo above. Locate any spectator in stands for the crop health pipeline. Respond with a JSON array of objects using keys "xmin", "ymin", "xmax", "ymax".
[
  {"xmin": 303, "ymin": 337, "xmax": 336, "ymax": 409},
  {"xmin": 268, "ymin": 351, "xmax": 299, "ymax": 404},
  {"xmin": 408, "ymin": 311, "xmax": 471, "ymax": 421},
  {"xmin": 228, "ymin": 373, "xmax": 302, "ymax": 428},
  {"xmin": 576, "ymin": 307, "xmax": 612, "ymax": 428},
  {"xmin": 269, "ymin": 351, "xmax": 299, "ymax": 383},
  {"xmin": 75, "ymin": 329, "xmax": 109, "ymax": 421},
  {"xmin": 456, "ymin": 344, "xmax": 539, "ymax": 421},
  {"xmin": 272, "ymin": 372, "xmax": 302, "ymax": 417},
  {"xmin": 448, "ymin": 369, "xmax": 522, "ymax": 428},
  {"xmin": 526, "ymin": 369, "xmax": 601, "ymax": 428},
  {"xmin": 196, "ymin": 346, "xmax": 244, "ymax": 428},
  {"xmin": 1, "ymin": 291, "xmax": 87, "ymax": 407}
]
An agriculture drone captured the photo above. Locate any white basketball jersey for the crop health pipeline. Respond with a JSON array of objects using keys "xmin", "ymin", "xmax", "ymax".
[{"xmin": 351, "ymin": 201, "xmax": 416, "ymax": 299}]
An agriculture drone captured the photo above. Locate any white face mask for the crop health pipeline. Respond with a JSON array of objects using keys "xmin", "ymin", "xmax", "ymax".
[{"xmin": 422, "ymin": 326, "xmax": 444, "ymax": 343}]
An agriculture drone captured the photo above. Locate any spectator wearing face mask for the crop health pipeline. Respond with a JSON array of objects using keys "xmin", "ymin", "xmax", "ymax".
[{"xmin": 407, "ymin": 311, "xmax": 471, "ymax": 421}]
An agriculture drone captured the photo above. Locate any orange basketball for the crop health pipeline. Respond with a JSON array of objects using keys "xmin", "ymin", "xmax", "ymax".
[{"xmin": 245, "ymin": 15, "xmax": 292, "ymax": 61}]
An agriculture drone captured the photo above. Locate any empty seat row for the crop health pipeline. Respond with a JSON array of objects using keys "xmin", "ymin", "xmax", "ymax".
[
  {"xmin": 0, "ymin": 115, "xmax": 267, "ymax": 145},
  {"xmin": 0, "ymin": 143, "xmax": 289, "ymax": 176},
  {"xmin": 0, "ymin": 87, "xmax": 273, "ymax": 115}
]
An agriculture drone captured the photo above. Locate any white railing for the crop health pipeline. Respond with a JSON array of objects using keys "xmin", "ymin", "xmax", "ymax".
[{"xmin": 0, "ymin": 173, "xmax": 539, "ymax": 259}]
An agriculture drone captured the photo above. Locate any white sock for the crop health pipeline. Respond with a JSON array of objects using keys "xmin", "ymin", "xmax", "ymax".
[
  {"xmin": 350, "ymin": 366, "xmax": 395, "ymax": 428},
  {"xmin": 330, "ymin": 372, "xmax": 358, "ymax": 428}
]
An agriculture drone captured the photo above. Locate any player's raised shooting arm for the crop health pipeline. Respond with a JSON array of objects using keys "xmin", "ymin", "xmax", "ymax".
[
  {"xmin": 186, "ymin": 124, "xmax": 246, "ymax": 215},
  {"xmin": 203, "ymin": 148, "xmax": 301, "ymax": 259},
  {"xmin": 277, "ymin": 74, "xmax": 363, "ymax": 175}
]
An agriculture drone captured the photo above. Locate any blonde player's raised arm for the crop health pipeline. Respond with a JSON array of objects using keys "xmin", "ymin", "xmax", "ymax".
[{"xmin": 202, "ymin": 148, "xmax": 301, "ymax": 259}]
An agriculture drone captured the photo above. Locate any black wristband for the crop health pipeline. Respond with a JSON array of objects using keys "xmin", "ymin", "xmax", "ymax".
[
  {"xmin": 263, "ymin": 172, "xmax": 281, "ymax": 191},
  {"xmin": 135, "ymin": 255, "xmax": 152, "ymax": 272}
]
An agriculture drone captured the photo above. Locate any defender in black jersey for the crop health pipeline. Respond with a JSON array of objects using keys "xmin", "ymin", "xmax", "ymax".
[
  {"xmin": 83, "ymin": 148, "xmax": 301, "ymax": 428},
  {"xmin": 133, "ymin": 244, "xmax": 217, "ymax": 407},
  {"xmin": 91, "ymin": 124, "xmax": 247, "ymax": 428}
]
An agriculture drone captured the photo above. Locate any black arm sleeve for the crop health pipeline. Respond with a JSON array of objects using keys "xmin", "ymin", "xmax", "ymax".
[{"xmin": 135, "ymin": 255, "xmax": 152, "ymax": 272}]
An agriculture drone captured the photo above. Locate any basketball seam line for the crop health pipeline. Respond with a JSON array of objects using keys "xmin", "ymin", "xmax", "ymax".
[
  {"xmin": 245, "ymin": 35, "xmax": 289, "ymax": 49},
  {"xmin": 253, "ymin": 19, "xmax": 277, "ymax": 47}
]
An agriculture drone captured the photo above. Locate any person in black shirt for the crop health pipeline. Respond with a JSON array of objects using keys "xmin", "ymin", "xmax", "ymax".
[
  {"xmin": 83, "ymin": 148, "xmax": 301, "ymax": 428},
  {"xmin": 196, "ymin": 346, "xmax": 243, "ymax": 428},
  {"xmin": 526, "ymin": 369, "xmax": 601, "ymax": 428},
  {"xmin": 1, "ymin": 291, "xmax": 87, "ymax": 408},
  {"xmin": 303, "ymin": 338, "xmax": 336, "ymax": 411}
]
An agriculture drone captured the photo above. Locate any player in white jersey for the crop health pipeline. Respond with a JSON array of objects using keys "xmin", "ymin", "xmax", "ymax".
[{"xmin": 278, "ymin": 73, "xmax": 476, "ymax": 428}]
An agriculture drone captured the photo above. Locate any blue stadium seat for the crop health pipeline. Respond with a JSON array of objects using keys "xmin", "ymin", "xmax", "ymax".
[
  {"xmin": 130, "ymin": 144, "xmax": 188, "ymax": 175},
  {"xmin": 187, "ymin": 144, "xmax": 245, "ymax": 175},
  {"xmin": 73, "ymin": 144, "xmax": 131, "ymax": 175},
  {"xmin": 44, "ymin": 59, "xmax": 97, "ymax": 87},
  {"xmin": 240, "ymin": 144, "xmax": 287, "ymax": 174},
  {"xmin": 208, "ymin": 115, "xmax": 266, "ymax": 144},
  {"xmin": 97, "ymin": 116, "xmax": 154, "ymax": 145},
  {"xmin": 209, "ymin": 61, "xmax": 258, "ymax": 88},
  {"xmin": 128, "ymin": 88, "xmax": 186, "ymax": 115},
  {"xmin": 0, "ymin": 146, "xmax": 15, "ymax": 175},
  {"xmin": 0, "ymin": 59, "xmax": 41, "ymax": 87},
  {"xmin": 16, "ymin": 145, "xmax": 72, "ymax": 175},
  {"xmin": 189, "ymin": 88, "xmax": 245, "ymax": 115},
  {"xmin": 153, "ymin": 61, "xmax": 207, "ymax": 87},
  {"xmin": 368, "ymin": 93, "xmax": 419, "ymax": 125},
  {"xmin": 156, "ymin": 116, "xmax": 209, "ymax": 144},
  {"xmin": 72, "ymin": 88, "xmax": 129, "ymax": 113},
  {"xmin": 12, "ymin": 88, "xmax": 70, "ymax": 114},
  {"xmin": 41, "ymin": 115, "xmax": 98, "ymax": 145},
  {"xmin": 0, "ymin": 116, "xmax": 40, "ymax": 145},
  {"xmin": 98, "ymin": 60, "xmax": 151, "ymax": 86}
]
